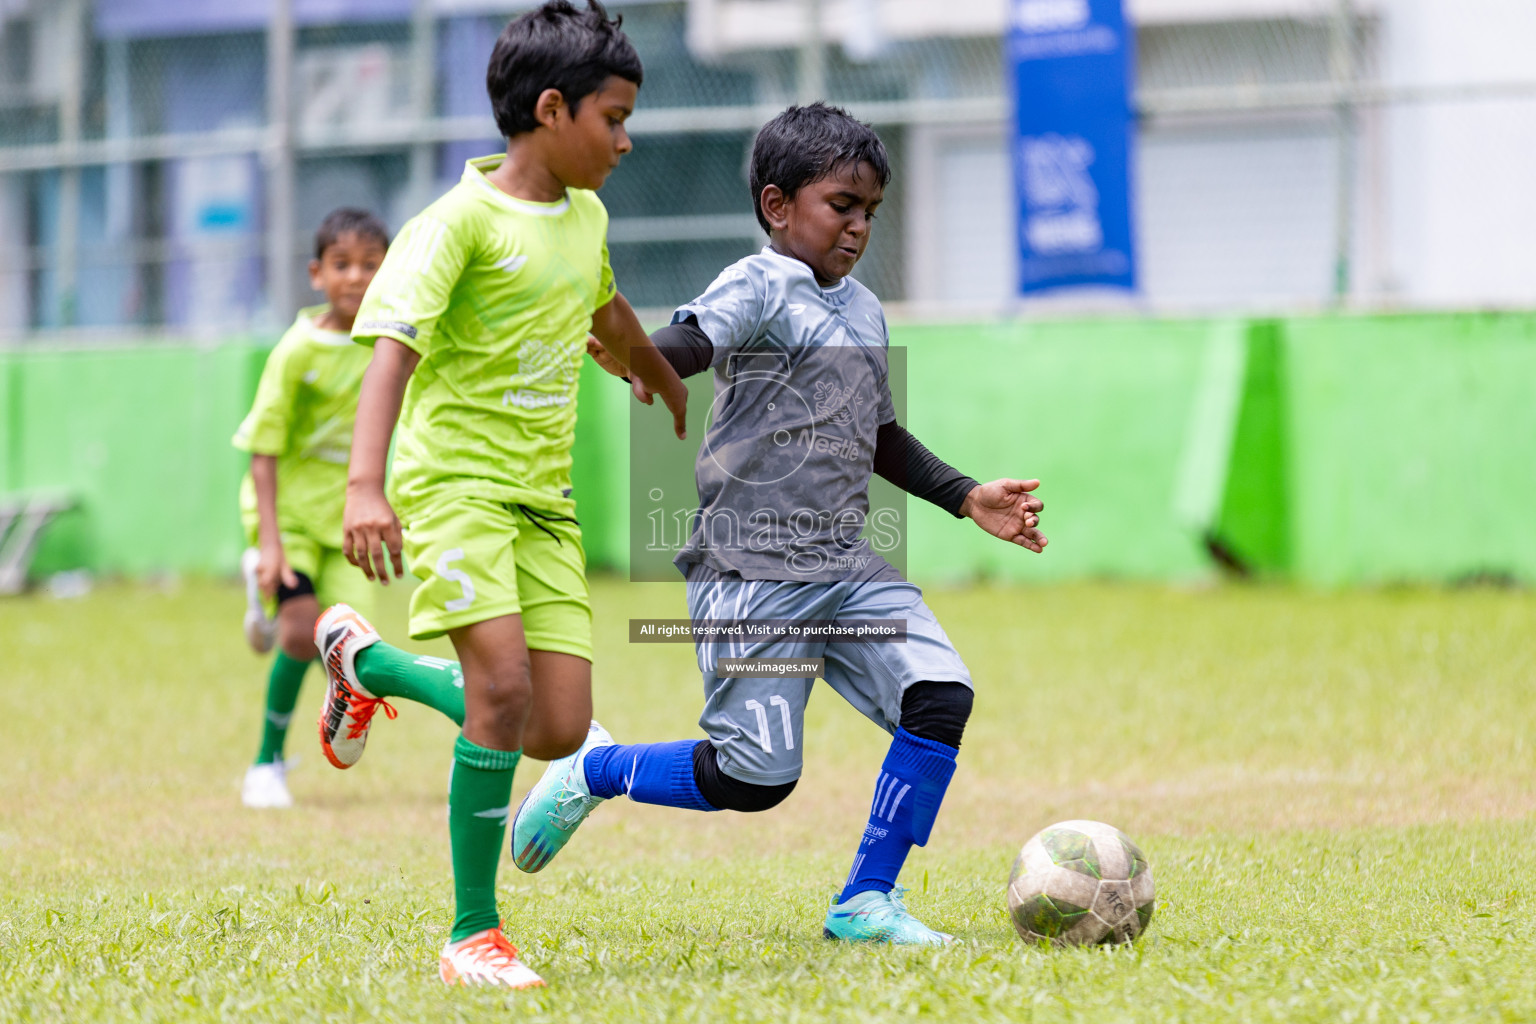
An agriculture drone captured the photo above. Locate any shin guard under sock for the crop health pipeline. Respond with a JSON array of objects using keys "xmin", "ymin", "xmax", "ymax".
[
  {"xmin": 354, "ymin": 643, "xmax": 465, "ymax": 725},
  {"xmin": 838, "ymin": 728, "xmax": 958, "ymax": 903},
  {"xmin": 584, "ymin": 740, "xmax": 717, "ymax": 811},
  {"xmin": 255, "ymin": 651, "xmax": 310, "ymax": 765},
  {"xmin": 448, "ymin": 735, "xmax": 520, "ymax": 941}
]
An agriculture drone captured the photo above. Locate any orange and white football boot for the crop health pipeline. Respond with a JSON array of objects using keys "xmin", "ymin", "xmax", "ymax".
[
  {"xmin": 314, "ymin": 603, "xmax": 395, "ymax": 769},
  {"xmin": 439, "ymin": 925, "xmax": 545, "ymax": 989}
]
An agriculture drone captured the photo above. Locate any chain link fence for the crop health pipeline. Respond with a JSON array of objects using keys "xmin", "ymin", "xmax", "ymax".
[{"xmin": 1, "ymin": 0, "xmax": 1534, "ymax": 339}]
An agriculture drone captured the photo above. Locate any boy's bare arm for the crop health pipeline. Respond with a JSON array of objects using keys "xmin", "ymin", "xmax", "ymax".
[
  {"xmin": 345, "ymin": 338, "xmax": 420, "ymax": 584},
  {"xmin": 590, "ymin": 292, "xmax": 689, "ymax": 439},
  {"xmin": 250, "ymin": 454, "xmax": 299, "ymax": 597},
  {"xmin": 960, "ymin": 479, "xmax": 1048, "ymax": 553}
]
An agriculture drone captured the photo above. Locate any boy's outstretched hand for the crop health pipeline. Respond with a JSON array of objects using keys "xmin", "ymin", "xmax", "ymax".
[{"xmin": 959, "ymin": 478, "xmax": 1048, "ymax": 553}]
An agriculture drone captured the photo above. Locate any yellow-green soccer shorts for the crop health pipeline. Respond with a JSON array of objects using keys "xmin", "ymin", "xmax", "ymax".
[
  {"xmin": 244, "ymin": 524, "xmax": 376, "ymax": 618},
  {"xmin": 399, "ymin": 496, "xmax": 592, "ymax": 657}
]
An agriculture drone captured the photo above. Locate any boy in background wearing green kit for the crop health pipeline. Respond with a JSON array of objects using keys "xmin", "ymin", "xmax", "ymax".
[
  {"xmin": 310, "ymin": 0, "xmax": 687, "ymax": 990},
  {"xmin": 233, "ymin": 207, "xmax": 390, "ymax": 809}
]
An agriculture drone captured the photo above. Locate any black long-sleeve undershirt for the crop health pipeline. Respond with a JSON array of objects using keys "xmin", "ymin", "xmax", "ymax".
[
  {"xmin": 642, "ymin": 317, "xmax": 978, "ymax": 517},
  {"xmin": 871, "ymin": 420, "xmax": 978, "ymax": 518}
]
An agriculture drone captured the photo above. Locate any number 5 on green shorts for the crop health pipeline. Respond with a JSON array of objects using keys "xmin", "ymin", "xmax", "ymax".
[{"xmin": 400, "ymin": 495, "xmax": 593, "ymax": 655}]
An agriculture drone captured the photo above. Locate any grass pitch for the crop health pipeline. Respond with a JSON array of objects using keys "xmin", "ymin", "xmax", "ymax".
[{"xmin": 3, "ymin": 578, "xmax": 1535, "ymax": 1022}]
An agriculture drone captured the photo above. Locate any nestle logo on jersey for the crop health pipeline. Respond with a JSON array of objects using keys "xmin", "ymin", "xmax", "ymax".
[
  {"xmin": 502, "ymin": 389, "xmax": 570, "ymax": 410},
  {"xmin": 813, "ymin": 380, "xmax": 861, "ymax": 426},
  {"xmin": 796, "ymin": 430, "xmax": 861, "ymax": 461}
]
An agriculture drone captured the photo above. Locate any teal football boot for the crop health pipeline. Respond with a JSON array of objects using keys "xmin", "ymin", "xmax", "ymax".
[
  {"xmin": 823, "ymin": 887, "xmax": 955, "ymax": 945},
  {"xmin": 510, "ymin": 721, "xmax": 613, "ymax": 872}
]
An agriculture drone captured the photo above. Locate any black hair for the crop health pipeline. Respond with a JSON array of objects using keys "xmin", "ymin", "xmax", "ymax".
[
  {"xmin": 486, "ymin": 0, "xmax": 643, "ymax": 139},
  {"xmin": 313, "ymin": 207, "xmax": 390, "ymax": 259},
  {"xmin": 748, "ymin": 102, "xmax": 892, "ymax": 234}
]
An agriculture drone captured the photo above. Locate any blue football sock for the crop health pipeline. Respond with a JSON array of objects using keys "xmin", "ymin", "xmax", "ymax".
[
  {"xmin": 838, "ymin": 728, "xmax": 958, "ymax": 904},
  {"xmin": 584, "ymin": 740, "xmax": 716, "ymax": 812}
]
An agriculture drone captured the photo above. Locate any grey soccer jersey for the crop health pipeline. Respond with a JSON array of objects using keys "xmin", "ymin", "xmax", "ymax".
[{"xmin": 673, "ymin": 247, "xmax": 900, "ymax": 583}]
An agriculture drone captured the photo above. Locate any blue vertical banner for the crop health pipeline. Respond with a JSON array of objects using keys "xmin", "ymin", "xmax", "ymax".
[{"xmin": 1009, "ymin": 0, "xmax": 1137, "ymax": 294}]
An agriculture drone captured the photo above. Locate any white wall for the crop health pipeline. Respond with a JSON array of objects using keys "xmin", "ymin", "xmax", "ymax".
[
  {"xmin": 906, "ymin": 117, "xmax": 1345, "ymax": 312},
  {"xmin": 1379, "ymin": 0, "xmax": 1536, "ymax": 307},
  {"xmin": 686, "ymin": 0, "xmax": 1384, "ymax": 54},
  {"xmin": 902, "ymin": 0, "xmax": 1536, "ymax": 311},
  {"xmin": 1138, "ymin": 118, "xmax": 1340, "ymax": 309},
  {"xmin": 904, "ymin": 123, "xmax": 1015, "ymax": 308}
]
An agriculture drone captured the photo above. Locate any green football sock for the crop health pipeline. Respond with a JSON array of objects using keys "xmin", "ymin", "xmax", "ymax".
[
  {"xmin": 354, "ymin": 642, "xmax": 465, "ymax": 725},
  {"xmin": 448, "ymin": 735, "xmax": 521, "ymax": 941},
  {"xmin": 255, "ymin": 651, "xmax": 311, "ymax": 765}
]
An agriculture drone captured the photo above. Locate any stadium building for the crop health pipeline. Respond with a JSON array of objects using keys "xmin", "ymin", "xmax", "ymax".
[{"xmin": 1, "ymin": 0, "xmax": 1533, "ymax": 337}]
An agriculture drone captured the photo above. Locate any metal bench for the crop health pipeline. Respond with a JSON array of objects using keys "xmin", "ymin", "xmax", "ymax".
[{"xmin": 0, "ymin": 492, "xmax": 76, "ymax": 595}]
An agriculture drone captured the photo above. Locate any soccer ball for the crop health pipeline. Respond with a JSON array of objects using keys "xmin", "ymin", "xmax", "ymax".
[{"xmin": 1006, "ymin": 819, "xmax": 1155, "ymax": 946}]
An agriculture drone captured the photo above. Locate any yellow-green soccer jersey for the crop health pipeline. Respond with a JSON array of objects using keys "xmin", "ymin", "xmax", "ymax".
[
  {"xmin": 352, "ymin": 154, "xmax": 617, "ymax": 518},
  {"xmin": 233, "ymin": 305, "xmax": 370, "ymax": 544}
]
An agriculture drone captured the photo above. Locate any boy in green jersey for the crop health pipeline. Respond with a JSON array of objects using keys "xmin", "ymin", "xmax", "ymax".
[
  {"xmin": 232, "ymin": 208, "xmax": 390, "ymax": 809},
  {"xmin": 312, "ymin": 0, "xmax": 688, "ymax": 989}
]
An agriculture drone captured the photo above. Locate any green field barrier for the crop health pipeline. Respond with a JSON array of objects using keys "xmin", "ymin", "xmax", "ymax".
[
  {"xmin": 893, "ymin": 318, "xmax": 1218, "ymax": 583},
  {"xmin": 1, "ymin": 312, "xmax": 1530, "ymax": 586},
  {"xmin": 1277, "ymin": 313, "xmax": 1536, "ymax": 585},
  {"xmin": 0, "ymin": 346, "xmax": 636, "ymax": 580},
  {"xmin": 4, "ymin": 343, "xmax": 258, "ymax": 577}
]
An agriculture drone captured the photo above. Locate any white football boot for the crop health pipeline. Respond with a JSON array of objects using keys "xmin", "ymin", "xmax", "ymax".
[{"xmin": 241, "ymin": 761, "xmax": 293, "ymax": 808}]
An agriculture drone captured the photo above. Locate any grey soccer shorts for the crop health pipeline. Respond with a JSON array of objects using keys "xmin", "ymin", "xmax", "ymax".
[{"xmin": 684, "ymin": 565, "xmax": 972, "ymax": 785}]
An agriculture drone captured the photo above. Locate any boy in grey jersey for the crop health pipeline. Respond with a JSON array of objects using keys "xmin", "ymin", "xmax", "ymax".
[
  {"xmin": 512, "ymin": 103, "xmax": 1048, "ymax": 944},
  {"xmin": 671, "ymin": 246, "xmax": 900, "ymax": 584}
]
